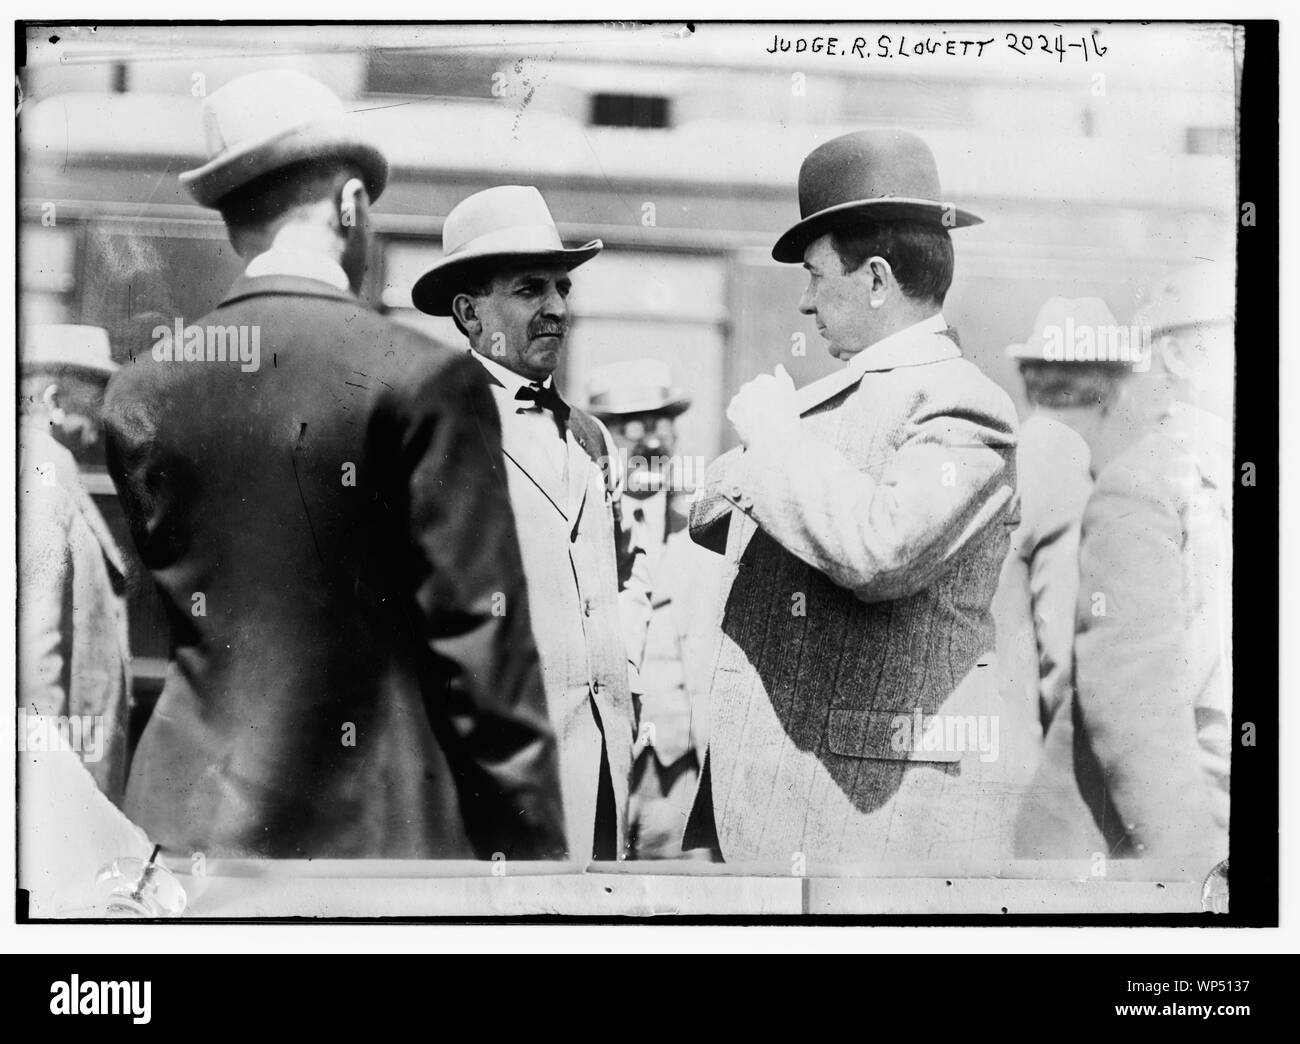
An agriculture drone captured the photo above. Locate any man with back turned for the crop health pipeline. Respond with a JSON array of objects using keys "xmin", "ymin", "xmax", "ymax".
[{"xmin": 104, "ymin": 70, "xmax": 564, "ymax": 859}]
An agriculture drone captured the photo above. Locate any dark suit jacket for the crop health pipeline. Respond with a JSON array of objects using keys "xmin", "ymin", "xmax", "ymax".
[{"xmin": 104, "ymin": 274, "xmax": 565, "ymax": 860}]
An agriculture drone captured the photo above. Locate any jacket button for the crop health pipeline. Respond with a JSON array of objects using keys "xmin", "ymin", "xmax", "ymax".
[
  {"xmin": 727, "ymin": 484, "xmax": 744, "ymax": 500},
  {"xmin": 583, "ymin": 599, "xmax": 593, "ymax": 617},
  {"xmin": 592, "ymin": 681, "xmax": 602, "ymax": 695}
]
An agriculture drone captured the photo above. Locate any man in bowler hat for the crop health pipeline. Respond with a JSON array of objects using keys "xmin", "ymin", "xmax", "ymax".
[
  {"xmin": 103, "ymin": 71, "xmax": 564, "ymax": 859},
  {"xmin": 687, "ymin": 129, "xmax": 1022, "ymax": 867}
]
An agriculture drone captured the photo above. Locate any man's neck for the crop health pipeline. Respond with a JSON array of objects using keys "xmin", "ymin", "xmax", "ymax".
[
  {"xmin": 239, "ymin": 219, "xmax": 352, "ymax": 288},
  {"xmin": 470, "ymin": 349, "xmax": 554, "ymax": 392},
  {"xmin": 873, "ymin": 306, "xmax": 942, "ymax": 345},
  {"xmin": 840, "ymin": 310, "xmax": 947, "ymax": 366},
  {"xmin": 244, "ymin": 245, "xmax": 350, "ymax": 292}
]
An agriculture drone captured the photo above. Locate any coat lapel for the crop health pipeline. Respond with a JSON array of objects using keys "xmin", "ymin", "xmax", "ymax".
[
  {"xmin": 501, "ymin": 418, "xmax": 569, "ymax": 520},
  {"xmin": 479, "ymin": 373, "xmax": 570, "ymax": 519},
  {"xmin": 563, "ymin": 429, "xmax": 593, "ymax": 524},
  {"xmin": 795, "ymin": 366, "xmax": 864, "ymax": 416}
]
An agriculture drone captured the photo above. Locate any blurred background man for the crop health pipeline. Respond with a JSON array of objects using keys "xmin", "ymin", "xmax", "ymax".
[
  {"xmin": 993, "ymin": 298, "xmax": 1135, "ymax": 788},
  {"xmin": 1016, "ymin": 263, "xmax": 1233, "ymax": 875},
  {"xmin": 18, "ymin": 324, "xmax": 132, "ymax": 805},
  {"xmin": 586, "ymin": 360, "xmax": 721, "ymax": 860},
  {"xmin": 415, "ymin": 185, "xmax": 651, "ymax": 862}
]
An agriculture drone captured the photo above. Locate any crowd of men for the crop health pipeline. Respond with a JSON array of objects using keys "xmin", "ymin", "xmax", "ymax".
[{"xmin": 18, "ymin": 70, "xmax": 1232, "ymax": 878}]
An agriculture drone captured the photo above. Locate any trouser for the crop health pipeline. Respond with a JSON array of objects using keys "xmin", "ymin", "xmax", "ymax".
[{"xmin": 629, "ymin": 747, "xmax": 717, "ymax": 860}]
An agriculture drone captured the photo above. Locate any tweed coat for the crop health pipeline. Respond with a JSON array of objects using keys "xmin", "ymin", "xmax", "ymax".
[{"xmin": 685, "ymin": 326, "xmax": 1024, "ymax": 868}]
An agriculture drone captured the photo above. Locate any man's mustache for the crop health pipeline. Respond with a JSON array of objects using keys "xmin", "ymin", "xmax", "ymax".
[{"xmin": 529, "ymin": 320, "xmax": 568, "ymax": 339}]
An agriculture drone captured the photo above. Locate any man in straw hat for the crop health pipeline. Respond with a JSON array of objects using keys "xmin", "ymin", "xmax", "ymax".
[
  {"xmin": 686, "ymin": 129, "xmax": 1022, "ymax": 867},
  {"xmin": 585, "ymin": 360, "xmax": 721, "ymax": 860},
  {"xmin": 412, "ymin": 186, "xmax": 652, "ymax": 861},
  {"xmin": 19, "ymin": 325, "xmax": 132, "ymax": 805},
  {"xmin": 992, "ymin": 297, "xmax": 1137, "ymax": 792},
  {"xmin": 1019, "ymin": 263, "xmax": 1233, "ymax": 875},
  {"xmin": 103, "ymin": 71, "xmax": 564, "ymax": 860}
]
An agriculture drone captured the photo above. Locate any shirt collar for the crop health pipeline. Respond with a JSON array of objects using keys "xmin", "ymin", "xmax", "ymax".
[
  {"xmin": 794, "ymin": 312, "xmax": 956, "ymax": 414},
  {"xmin": 470, "ymin": 350, "xmax": 556, "ymax": 397},
  {"xmin": 243, "ymin": 248, "xmax": 350, "ymax": 291},
  {"xmin": 844, "ymin": 313, "xmax": 951, "ymax": 378}
]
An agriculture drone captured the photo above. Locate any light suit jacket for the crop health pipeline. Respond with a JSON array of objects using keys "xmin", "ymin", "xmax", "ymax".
[
  {"xmin": 686, "ymin": 327, "xmax": 1021, "ymax": 868},
  {"xmin": 627, "ymin": 490, "xmax": 722, "ymax": 767},
  {"xmin": 18, "ymin": 421, "xmax": 132, "ymax": 805},
  {"xmin": 478, "ymin": 370, "xmax": 646, "ymax": 860}
]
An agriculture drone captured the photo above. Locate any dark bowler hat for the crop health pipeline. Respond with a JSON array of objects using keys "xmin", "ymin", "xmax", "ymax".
[{"xmin": 772, "ymin": 129, "xmax": 981, "ymax": 263}]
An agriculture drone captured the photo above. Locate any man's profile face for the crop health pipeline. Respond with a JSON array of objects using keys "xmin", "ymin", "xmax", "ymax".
[
  {"xmin": 798, "ymin": 233, "xmax": 879, "ymax": 360},
  {"xmin": 471, "ymin": 264, "xmax": 572, "ymax": 382}
]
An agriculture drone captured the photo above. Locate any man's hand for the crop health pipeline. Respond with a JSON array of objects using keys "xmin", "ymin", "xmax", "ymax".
[{"xmin": 726, "ymin": 364, "xmax": 799, "ymax": 448}]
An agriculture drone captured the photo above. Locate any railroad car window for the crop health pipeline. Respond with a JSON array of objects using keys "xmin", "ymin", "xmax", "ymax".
[
  {"xmin": 20, "ymin": 226, "xmax": 75, "ymax": 327},
  {"xmin": 590, "ymin": 92, "xmax": 671, "ymax": 129}
]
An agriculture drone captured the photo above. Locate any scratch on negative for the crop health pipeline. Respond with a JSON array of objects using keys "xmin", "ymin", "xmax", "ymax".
[{"xmin": 290, "ymin": 422, "xmax": 325, "ymax": 567}]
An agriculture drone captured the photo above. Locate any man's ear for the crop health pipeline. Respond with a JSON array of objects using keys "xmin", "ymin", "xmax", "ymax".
[
  {"xmin": 337, "ymin": 177, "xmax": 367, "ymax": 232},
  {"xmin": 864, "ymin": 255, "xmax": 893, "ymax": 308},
  {"xmin": 451, "ymin": 293, "xmax": 480, "ymax": 337}
]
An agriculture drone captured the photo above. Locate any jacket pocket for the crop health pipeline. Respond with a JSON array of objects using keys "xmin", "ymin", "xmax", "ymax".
[{"xmin": 826, "ymin": 708, "xmax": 962, "ymax": 762}]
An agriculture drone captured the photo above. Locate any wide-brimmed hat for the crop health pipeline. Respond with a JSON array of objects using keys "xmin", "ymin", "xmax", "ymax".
[
  {"xmin": 412, "ymin": 186, "xmax": 602, "ymax": 316},
  {"xmin": 585, "ymin": 360, "xmax": 691, "ymax": 418},
  {"xmin": 1134, "ymin": 263, "xmax": 1236, "ymax": 335},
  {"xmin": 179, "ymin": 69, "xmax": 388, "ymax": 209},
  {"xmin": 1007, "ymin": 297, "xmax": 1122, "ymax": 362},
  {"xmin": 772, "ymin": 129, "xmax": 981, "ymax": 263},
  {"xmin": 23, "ymin": 325, "xmax": 118, "ymax": 377}
]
